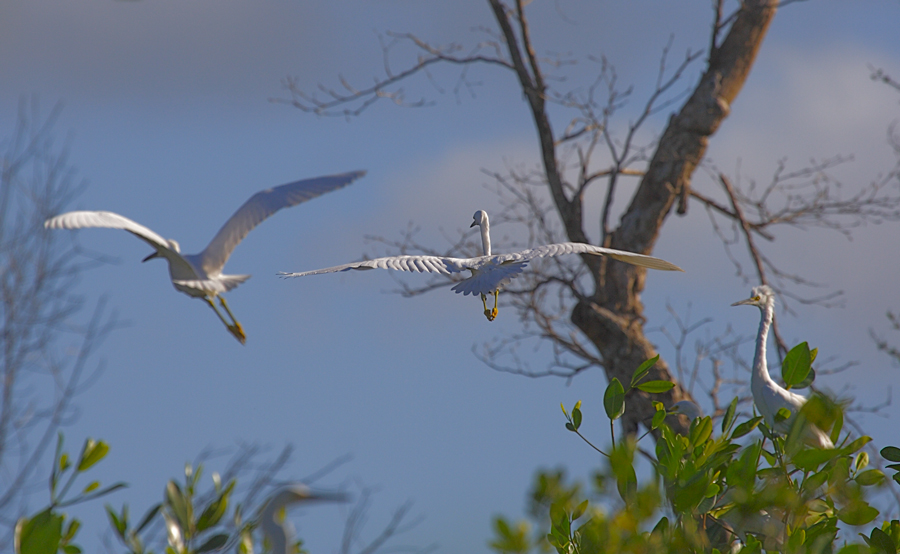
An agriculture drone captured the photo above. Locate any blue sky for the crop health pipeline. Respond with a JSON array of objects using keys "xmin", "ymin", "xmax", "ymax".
[{"xmin": 3, "ymin": 1, "xmax": 900, "ymax": 552}]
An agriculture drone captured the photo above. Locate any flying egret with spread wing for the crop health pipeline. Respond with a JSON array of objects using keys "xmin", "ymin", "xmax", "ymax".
[
  {"xmin": 45, "ymin": 171, "xmax": 366, "ymax": 343},
  {"xmin": 732, "ymin": 285, "xmax": 833, "ymax": 448},
  {"xmin": 279, "ymin": 209, "xmax": 683, "ymax": 321},
  {"xmin": 259, "ymin": 484, "xmax": 348, "ymax": 554}
]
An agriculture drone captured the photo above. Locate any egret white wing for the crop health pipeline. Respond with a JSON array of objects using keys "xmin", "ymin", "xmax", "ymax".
[
  {"xmin": 199, "ymin": 171, "xmax": 366, "ymax": 274},
  {"xmin": 279, "ymin": 254, "xmax": 476, "ymax": 278},
  {"xmin": 44, "ymin": 211, "xmax": 170, "ymax": 251},
  {"xmin": 173, "ymin": 275, "xmax": 251, "ymax": 295},
  {"xmin": 498, "ymin": 242, "xmax": 684, "ymax": 272},
  {"xmin": 450, "ymin": 260, "xmax": 529, "ymax": 296}
]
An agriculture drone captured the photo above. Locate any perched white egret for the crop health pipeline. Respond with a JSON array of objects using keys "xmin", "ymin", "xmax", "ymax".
[
  {"xmin": 732, "ymin": 285, "xmax": 832, "ymax": 448},
  {"xmin": 279, "ymin": 209, "xmax": 683, "ymax": 321},
  {"xmin": 260, "ymin": 484, "xmax": 348, "ymax": 554},
  {"xmin": 45, "ymin": 171, "xmax": 365, "ymax": 343}
]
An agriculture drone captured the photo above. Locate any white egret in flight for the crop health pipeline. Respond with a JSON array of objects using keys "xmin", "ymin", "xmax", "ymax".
[
  {"xmin": 260, "ymin": 484, "xmax": 348, "ymax": 554},
  {"xmin": 732, "ymin": 285, "xmax": 833, "ymax": 448},
  {"xmin": 279, "ymin": 209, "xmax": 683, "ymax": 321},
  {"xmin": 45, "ymin": 171, "xmax": 365, "ymax": 343}
]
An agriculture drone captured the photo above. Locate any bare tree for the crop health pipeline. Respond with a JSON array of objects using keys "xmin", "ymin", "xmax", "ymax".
[
  {"xmin": 0, "ymin": 98, "xmax": 115, "ymax": 549},
  {"xmin": 278, "ymin": 1, "xmax": 900, "ymax": 436}
]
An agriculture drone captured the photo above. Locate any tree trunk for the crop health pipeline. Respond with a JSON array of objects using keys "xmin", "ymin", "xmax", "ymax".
[{"xmin": 572, "ymin": 0, "xmax": 778, "ymax": 436}]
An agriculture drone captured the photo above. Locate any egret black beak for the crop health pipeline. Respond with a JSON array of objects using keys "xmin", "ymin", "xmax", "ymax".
[
  {"xmin": 731, "ymin": 298, "xmax": 753, "ymax": 307},
  {"xmin": 470, "ymin": 221, "xmax": 477, "ymax": 228},
  {"xmin": 142, "ymin": 251, "xmax": 159, "ymax": 263}
]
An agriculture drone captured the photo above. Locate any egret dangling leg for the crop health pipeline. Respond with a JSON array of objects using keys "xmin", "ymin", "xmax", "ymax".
[
  {"xmin": 480, "ymin": 291, "xmax": 499, "ymax": 321},
  {"xmin": 204, "ymin": 297, "xmax": 246, "ymax": 344},
  {"xmin": 217, "ymin": 296, "xmax": 246, "ymax": 344}
]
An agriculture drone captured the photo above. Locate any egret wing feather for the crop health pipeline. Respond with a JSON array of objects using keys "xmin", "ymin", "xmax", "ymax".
[
  {"xmin": 279, "ymin": 254, "xmax": 475, "ymax": 278},
  {"xmin": 499, "ymin": 242, "xmax": 683, "ymax": 271},
  {"xmin": 199, "ymin": 171, "xmax": 366, "ymax": 274},
  {"xmin": 44, "ymin": 210, "xmax": 170, "ymax": 250}
]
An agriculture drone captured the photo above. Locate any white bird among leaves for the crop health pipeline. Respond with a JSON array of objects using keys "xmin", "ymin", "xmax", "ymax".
[
  {"xmin": 732, "ymin": 285, "xmax": 833, "ymax": 449},
  {"xmin": 279, "ymin": 210, "xmax": 683, "ymax": 321},
  {"xmin": 45, "ymin": 171, "xmax": 366, "ymax": 343},
  {"xmin": 259, "ymin": 484, "xmax": 348, "ymax": 554}
]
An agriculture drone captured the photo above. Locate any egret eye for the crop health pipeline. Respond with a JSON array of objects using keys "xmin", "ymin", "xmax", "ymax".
[{"xmin": 753, "ymin": 295, "xmax": 760, "ymax": 301}]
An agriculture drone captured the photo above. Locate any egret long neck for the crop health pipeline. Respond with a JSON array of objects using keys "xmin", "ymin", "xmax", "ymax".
[
  {"xmin": 479, "ymin": 218, "xmax": 491, "ymax": 256},
  {"xmin": 751, "ymin": 301, "xmax": 777, "ymax": 391}
]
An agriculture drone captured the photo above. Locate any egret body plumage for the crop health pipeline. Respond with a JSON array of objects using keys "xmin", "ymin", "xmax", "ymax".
[
  {"xmin": 732, "ymin": 285, "xmax": 832, "ymax": 448},
  {"xmin": 259, "ymin": 484, "xmax": 348, "ymax": 554},
  {"xmin": 45, "ymin": 171, "xmax": 365, "ymax": 343},
  {"xmin": 279, "ymin": 210, "xmax": 683, "ymax": 321}
]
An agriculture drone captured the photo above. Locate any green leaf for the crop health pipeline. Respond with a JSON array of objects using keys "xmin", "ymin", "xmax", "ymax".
[
  {"xmin": 672, "ymin": 471, "xmax": 711, "ymax": 513},
  {"xmin": 842, "ymin": 436, "xmax": 872, "ymax": 456},
  {"xmin": 731, "ymin": 416, "xmax": 763, "ymax": 439},
  {"xmin": 603, "ymin": 378, "xmax": 626, "ymax": 421},
  {"xmin": 135, "ymin": 504, "xmax": 161, "ymax": 534},
  {"xmin": 868, "ymin": 527, "xmax": 897, "ymax": 554},
  {"xmin": 881, "ymin": 446, "xmax": 900, "ymax": 462},
  {"xmin": 635, "ymin": 380, "xmax": 675, "ymax": 394},
  {"xmin": 854, "ymin": 451, "xmax": 870, "ymax": 471},
  {"xmin": 782, "ymin": 342, "xmax": 811, "ymax": 388},
  {"xmin": 774, "ymin": 407, "xmax": 792, "ymax": 423},
  {"xmin": 63, "ymin": 519, "xmax": 80, "ymax": 542},
  {"xmin": 16, "ymin": 509, "xmax": 64, "ymax": 554},
  {"xmin": 651, "ymin": 516, "xmax": 669, "ymax": 537},
  {"xmin": 197, "ymin": 481, "xmax": 235, "ymax": 532},
  {"xmin": 571, "ymin": 499, "xmax": 589, "ymax": 521},
  {"xmin": 165, "ymin": 481, "xmax": 190, "ymax": 529},
  {"xmin": 837, "ymin": 501, "xmax": 879, "ymax": 526},
  {"xmin": 793, "ymin": 367, "xmax": 816, "ymax": 390},
  {"xmin": 76, "ymin": 439, "xmax": 109, "ymax": 472},
  {"xmin": 886, "ymin": 463, "xmax": 900, "ymax": 471},
  {"xmin": 689, "ymin": 417, "xmax": 713, "ymax": 447},
  {"xmin": 721, "ymin": 397, "xmax": 738, "ymax": 434},
  {"xmin": 630, "ymin": 355, "xmax": 659, "ymax": 388},
  {"xmin": 830, "ymin": 400, "xmax": 844, "ymax": 443},
  {"xmin": 62, "ymin": 546, "xmax": 82, "ymax": 554},
  {"xmin": 196, "ymin": 533, "xmax": 229, "ymax": 553},
  {"xmin": 572, "ymin": 407, "xmax": 582, "ymax": 431},
  {"xmin": 565, "ymin": 422, "xmax": 576, "ymax": 432},
  {"xmin": 82, "ymin": 481, "xmax": 100, "ymax": 494},
  {"xmin": 651, "ymin": 409, "xmax": 666, "ymax": 430},
  {"xmin": 105, "ymin": 505, "xmax": 126, "ymax": 538},
  {"xmin": 793, "ymin": 447, "xmax": 840, "ymax": 472},
  {"xmin": 855, "ymin": 469, "xmax": 886, "ymax": 487}
]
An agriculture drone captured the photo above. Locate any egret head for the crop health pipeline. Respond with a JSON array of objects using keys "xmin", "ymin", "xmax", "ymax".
[
  {"xmin": 470, "ymin": 210, "xmax": 489, "ymax": 228},
  {"xmin": 670, "ymin": 400, "xmax": 703, "ymax": 421},
  {"xmin": 731, "ymin": 284, "xmax": 775, "ymax": 309}
]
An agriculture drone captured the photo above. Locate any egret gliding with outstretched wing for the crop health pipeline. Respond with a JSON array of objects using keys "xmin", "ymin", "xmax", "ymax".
[
  {"xmin": 45, "ymin": 171, "xmax": 366, "ymax": 343},
  {"xmin": 279, "ymin": 210, "xmax": 683, "ymax": 321}
]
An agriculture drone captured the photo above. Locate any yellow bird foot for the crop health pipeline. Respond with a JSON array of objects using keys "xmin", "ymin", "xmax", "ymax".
[
  {"xmin": 483, "ymin": 308, "xmax": 498, "ymax": 322},
  {"xmin": 228, "ymin": 322, "xmax": 247, "ymax": 344}
]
